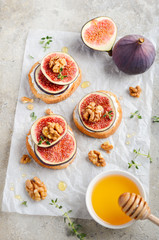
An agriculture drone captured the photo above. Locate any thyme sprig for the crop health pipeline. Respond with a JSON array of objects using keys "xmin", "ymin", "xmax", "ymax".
[
  {"xmin": 38, "ymin": 135, "xmax": 50, "ymax": 145},
  {"xmin": 21, "ymin": 201, "xmax": 28, "ymax": 207},
  {"xmin": 103, "ymin": 111, "xmax": 113, "ymax": 120},
  {"xmin": 40, "ymin": 36, "xmax": 52, "ymax": 51},
  {"xmin": 30, "ymin": 112, "xmax": 37, "ymax": 121},
  {"xmin": 50, "ymin": 199, "xmax": 87, "ymax": 240},
  {"xmin": 130, "ymin": 110, "xmax": 142, "ymax": 119},
  {"xmin": 57, "ymin": 67, "xmax": 67, "ymax": 80},
  {"xmin": 152, "ymin": 116, "xmax": 159, "ymax": 122},
  {"xmin": 128, "ymin": 148, "xmax": 152, "ymax": 169}
]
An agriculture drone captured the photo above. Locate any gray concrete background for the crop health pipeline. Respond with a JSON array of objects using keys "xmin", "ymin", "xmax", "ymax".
[{"xmin": 0, "ymin": 0, "xmax": 159, "ymax": 239}]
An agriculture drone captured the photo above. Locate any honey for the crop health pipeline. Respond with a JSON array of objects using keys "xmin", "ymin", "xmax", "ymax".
[
  {"xmin": 58, "ymin": 181, "xmax": 67, "ymax": 191},
  {"xmin": 61, "ymin": 47, "xmax": 68, "ymax": 53},
  {"xmin": 91, "ymin": 175, "xmax": 140, "ymax": 225},
  {"xmin": 81, "ymin": 81, "xmax": 90, "ymax": 89}
]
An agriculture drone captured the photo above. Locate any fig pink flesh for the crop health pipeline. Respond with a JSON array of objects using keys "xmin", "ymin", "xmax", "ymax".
[
  {"xmin": 36, "ymin": 132, "xmax": 76, "ymax": 164},
  {"xmin": 79, "ymin": 93, "xmax": 115, "ymax": 131},
  {"xmin": 35, "ymin": 65, "xmax": 67, "ymax": 93},
  {"xmin": 34, "ymin": 116, "xmax": 66, "ymax": 145},
  {"xmin": 84, "ymin": 19, "xmax": 115, "ymax": 46},
  {"xmin": 42, "ymin": 53, "xmax": 78, "ymax": 84}
]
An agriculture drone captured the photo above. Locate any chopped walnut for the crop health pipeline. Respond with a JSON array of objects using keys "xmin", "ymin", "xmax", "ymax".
[
  {"xmin": 25, "ymin": 177, "xmax": 47, "ymax": 201},
  {"xmin": 83, "ymin": 102, "xmax": 104, "ymax": 122},
  {"xmin": 21, "ymin": 96, "xmax": 34, "ymax": 103},
  {"xmin": 101, "ymin": 141, "xmax": 113, "ymax": 153},
  {"xmin": 42, "ymin": 122, "xmax": 63, "ymax": 140},
  {"xmin": 20, "ymin": 154, "xmax": 31, "ymax": 164},
  {"xmin": 129, "ymin": 86, "xmax": 141, "ymax": 98},
  {"xmin": 88, "ymin": 150, "xmax": 106, "ymax": 167},
  {"xmin": 27, "ymin": 104, "xmax": 34, "ymax": 110},
  {"xmin": 45, "ymin": 109, "xmax": 54, "ymax": 115},
  {"xmin": 49, "ymin": 56, "xmax": 67, "ymax": 73}
]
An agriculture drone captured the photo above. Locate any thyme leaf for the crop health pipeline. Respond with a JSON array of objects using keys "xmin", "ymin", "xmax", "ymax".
[
  {"xmin": 39, "ymin": 36, "xmax": 53, "ymax": 51},
  {"xmin": 103, "ymin": 111, "xmax": 113, "ymax": 120},
  {"xmin": 128, "ymin": 148, "xmax": 152, "ymax": 169},
  {"xmin": 152, "ymin": 116, "xmax": 159, "ymax": 122},
  {"xmin": 21, "ymin": 201, "xmax": 28, "ymax": 207},
  {"xmin": 57, "ymin": 68, "xmax": 67, "ymax": 80},
  {"xmin": 30, "ymin": 112, "xmax": 37, "ymax": 121},
  {"xmin": 130, "ymin": 110, "xmax": 142, "ymax": 119},
  {"xmin": 50, "ymin": 199, "xmax": 87, "ymax": 240}
]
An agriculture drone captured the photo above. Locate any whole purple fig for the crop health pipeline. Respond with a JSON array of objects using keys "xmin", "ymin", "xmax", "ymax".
[{"xmin": 112, "ymin": 35, "xmax": 156, "ymax": 74}]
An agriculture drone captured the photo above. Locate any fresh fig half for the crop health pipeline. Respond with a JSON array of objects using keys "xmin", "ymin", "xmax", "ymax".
[
  {"xmin": 112, "ymin": 35, "xmax": 156, "ymax": 74},
  {"xmin": 34, "ymin": 64, "xmax": 69, "ymax": 95},
  {"xmin": 81, "ymin": 16, "xmax": 117, "ymax": 52},
  {"xmin": 34, "ymin": 131, "xmax": 76, "ymax": 166},
  {"xmin": 78, "ymin": 92, "xmax": 116, "ymax": 132},
  {"xmin": 31, "ymin": 115, "xmax": 67, "ymax": 147},
  {"xmin": 41, "ymin": 52, "xmax": 79, "ymax": 85}
]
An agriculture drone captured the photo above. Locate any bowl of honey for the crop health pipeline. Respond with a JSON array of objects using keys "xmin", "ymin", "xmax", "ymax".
[{"xmin": 86, "ymin": 170, "xmax": 146, "ymax": 229}]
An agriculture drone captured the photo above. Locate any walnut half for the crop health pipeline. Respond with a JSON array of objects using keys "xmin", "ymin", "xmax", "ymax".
[
  {"xmin": 101, "ymin": 141, "xmax": 113, "ymax": 153},
  {"xmin": 129, "ymin": 86, "xmax": 141, "ymax": 98},
  {"xmin": 49, "ymin": 57, "xmax": 67, "ymax": 73},
  {"xmin": 88, "ymin": 150, "xmax": 106, "ymax": 167},
  {"xmin": 83, "ymin": 102, "xmax": 104, "ymax": 122},
  {"xmin": 25, "ymin": 177, "xmax": 47, "ymax": 201},
  {"xmin": 42, "ymin": 122, "xmax": 63, "ymax": 140}
]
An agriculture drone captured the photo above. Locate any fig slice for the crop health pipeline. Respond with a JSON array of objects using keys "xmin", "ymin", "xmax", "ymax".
[
  {"xmin": 78, "ymin": 92, "xmax": 116, "ymax": 132},
  {"xmin": 81, "ymin": 16, "xmax": 117, "ymax": 51},
  {"xmin": 34, "ymin": 64, "xmax": 69, "ymax": 95},
  {"xmin": 41, "ymin": 52, "xmax": 79, "ymax": 85},
  {"xmin": 34, "ymin": 131, "xmax": 76, "ymax": 166},
  {"xmin": 31, "ymin": 115, "xmax": 68, "ymax": 148}
]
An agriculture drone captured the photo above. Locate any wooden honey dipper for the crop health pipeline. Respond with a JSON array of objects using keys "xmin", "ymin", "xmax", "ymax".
[{"xmin": 118, "ymin": 192, "xmax": 159, "ymax": 226}]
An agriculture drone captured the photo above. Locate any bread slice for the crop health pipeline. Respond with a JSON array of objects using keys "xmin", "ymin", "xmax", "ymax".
[
  {"xmin": 73, "ymin": 90, "xmax": 122, "ymax": 138},
  {"xmin": 26, "ymin": 126, "xmax": 76, "ymax": 170},
  {"xmin": 28, "ymin": 62, "xmax": 81, "ymax": 104}
]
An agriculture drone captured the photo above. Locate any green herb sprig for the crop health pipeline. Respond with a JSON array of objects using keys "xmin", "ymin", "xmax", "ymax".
[
  {"xmin": 50, "ymin": 199, "xmax": 86, "ymax": 240},
  {"xmin": 21, "ymin": 201, "xmax": 28, "ymax": 207},
  {"xmin": 28, "ymin": 55, "xmax": 34, "ymax": 59},
  {"xmin": 152, "ymin": 116, "xmax": 159, "ymax": 122},
  {"xmin": 130, "ymin": 110, "xmax": 142, "ymax": 119},
  {"xmin": 30, "ymin": 112, "xmax": 37, "ymax": 121},
  {"xmin": 38, "ymin": 135, "xmax": 50, "ymax": 145},
  {"xmin": 40, "ymin": 36, "xmax": 52, "ymax": 51},
  {"xmin": 128, "ymin": 148, "xmax": 152, "ymax": 169},
  {"xmin": 57, "ymin": 67, "xmax": 67, "ymax": 80},
  {"xmin": 103, "ymin": 111, "xmax": 113, "ymax": 120}
]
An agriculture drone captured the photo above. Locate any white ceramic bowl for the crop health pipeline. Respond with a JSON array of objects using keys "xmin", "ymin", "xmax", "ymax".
[{"xmin": 86, "ymin": 170, "xmax": 146, "ymax": 229}]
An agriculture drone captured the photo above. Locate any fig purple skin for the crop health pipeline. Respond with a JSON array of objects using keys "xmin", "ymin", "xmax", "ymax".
[{"xmin": 112, "ymin": 35, "xmax": 156, "ymax": 74}]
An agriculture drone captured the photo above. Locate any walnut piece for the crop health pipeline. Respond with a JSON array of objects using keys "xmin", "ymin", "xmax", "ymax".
[
  {"xmin": 27, "ymin": 104, "xmax": 34, "ymax": 110},
  {"xmin": 21, "ymin": 96, "xmax": 34, "ymax": 103},
  {"xmin": 45, "ymin": 109, "xmax": 54, "ymax": 115},
  {"xmin": 129, "ymin": 86, "xmax": 141, "ymax": 98},
  {"xmin": 42, "ymin": 122, "xmax": 63, "ymax": 140},
  {"xmin": 88, "ymin": 150, "xmax": 106, "ymax": 167},
  {"xmin": 83, "ymin": 102, "xmax": 104, "ymax": 122},
  {"xmin": 20, "ymin": 154, "xmax": 31, "ymax": 164},
  {"xmin": 101, "ymin": 141, "xmax": 113, "ymax": 153},
  {"xmin": 25, "ymin": 177, "xmax": 47, "ymax": 201},
  {"xmin": 49, "ymin": 56, "xmax": 67, "ymax": 73}
]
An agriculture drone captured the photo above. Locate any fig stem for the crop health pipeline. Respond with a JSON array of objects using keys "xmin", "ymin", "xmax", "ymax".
[
  {"xmin": 107, "ymin": 49, "xmax": 112, "ymax": 56},
  {"xmin": 138, "ymin": 38, "xmax": 144, "ymax": 44}
]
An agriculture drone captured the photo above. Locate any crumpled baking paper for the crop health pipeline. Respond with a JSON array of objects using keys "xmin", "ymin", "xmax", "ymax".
[{"xmin": 2, "ymin": 30, "xmax": 156, "ymax": 219}]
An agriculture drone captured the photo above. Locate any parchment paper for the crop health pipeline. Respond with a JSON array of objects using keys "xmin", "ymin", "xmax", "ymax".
[{"xmin": 2, "ymin": 30, "xmax": 156, "ymax": 219}]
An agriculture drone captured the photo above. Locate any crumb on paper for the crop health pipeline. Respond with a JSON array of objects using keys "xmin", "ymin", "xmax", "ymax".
[
  {"xmin": 20, "ymin": 155, "xmax": 31, "ymax": 164},
  {"xmin": 45, "ymin": 109, "xmax": 53, "ymax": 115},
  {"xmin": 21, "ymin": 96, "xmax": 34, "ymax": 103},
  {"xmin": 126, "ymin": 141, "xmax": 130, "ymax": 145}
]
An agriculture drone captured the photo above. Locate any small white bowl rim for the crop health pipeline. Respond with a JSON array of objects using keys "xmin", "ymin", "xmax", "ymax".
[{"xmin": 86, "ymin": 169, "xmax": 146, "ymax": 229}]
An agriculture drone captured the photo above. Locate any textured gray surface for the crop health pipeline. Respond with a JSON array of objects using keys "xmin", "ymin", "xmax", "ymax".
[{"xmin": 0, "ymin": 0, "xmax": 159, "ymax": 239}]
